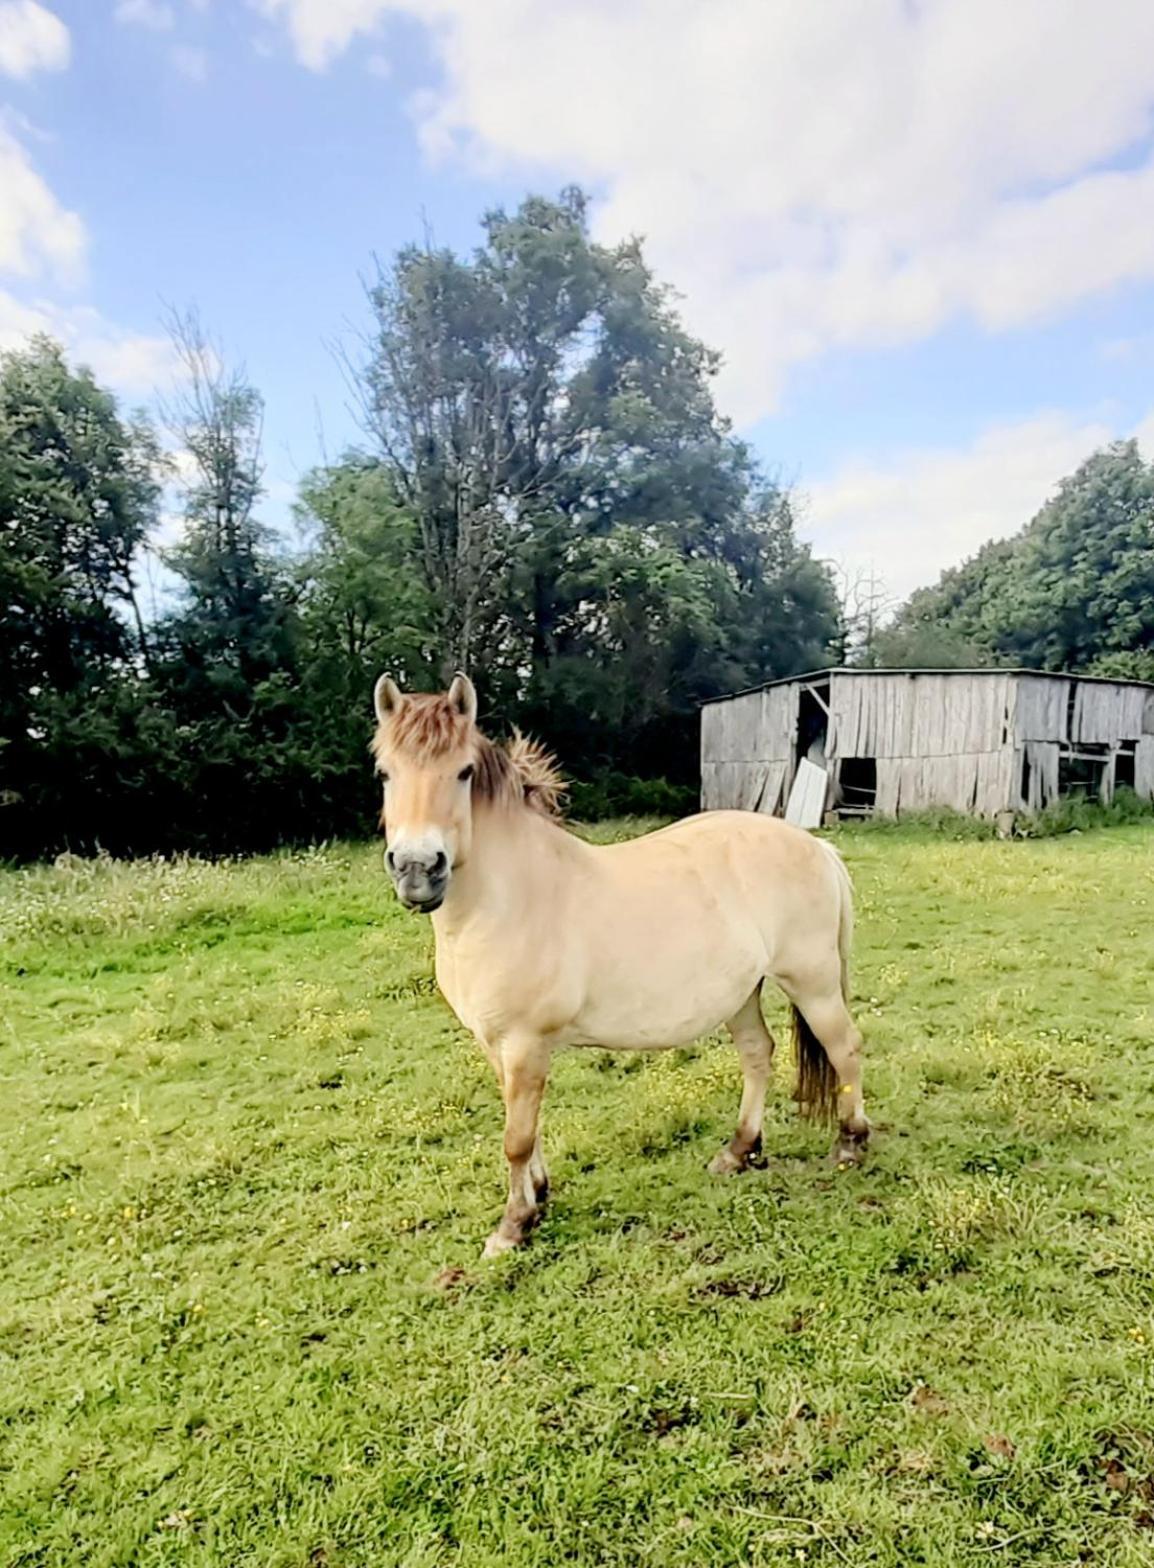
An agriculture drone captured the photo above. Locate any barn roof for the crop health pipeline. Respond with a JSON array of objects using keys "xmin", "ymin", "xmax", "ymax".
[{"xmin": 699, "ymin": 665, "xmax": 1154, "ymax": 706}]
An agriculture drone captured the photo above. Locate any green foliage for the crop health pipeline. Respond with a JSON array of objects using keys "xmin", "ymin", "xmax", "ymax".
[
  {"xmin": 1087, "ymin": 648, "xmax": 1154, "ymax": 682},
  {"xmin": 839, "ymin": 806, "xmax": 1001, "ymax": 841},
  {"xmin": 0, "ymin": 337, "xmax": 162, "ymax": 857},
  {"xmin": 870, "ymin": 619, "xmax": 997, "ymax": 670},
  {"xmin": 4, "ymin": 826, "xmax": 1154, "ymax": 1564},
  {"xmin": 1016, "ymin": 786, "xmax": 1154, "ymax": 838},
  {"xmin": 845, "ymin": 794, "xmax": 1154, "ymax": 843},
  {"xmin": 295, "ymin": 459, "xmax": 435, "ymax": 690},
  {"xmin": 159, "ymin": 310, "xmax": 297, "ymax": 697},
  {"xmin": 887, "ymin": 442, "xmax": 1154, "ymax": 673},
  {"xmin": 566, "ymin": 772, "xmax": 698, "ymax": 821}
]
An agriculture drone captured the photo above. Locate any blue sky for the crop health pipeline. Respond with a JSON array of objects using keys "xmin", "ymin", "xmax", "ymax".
[{"xmin": 3, "ymin": 0, "xmax": 1154, "ymax": 601}]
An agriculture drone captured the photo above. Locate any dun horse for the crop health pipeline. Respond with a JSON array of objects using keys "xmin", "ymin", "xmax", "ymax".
[{"xmin": 373, "ymin": 673, "xmax": 869, "ymax": 1258}]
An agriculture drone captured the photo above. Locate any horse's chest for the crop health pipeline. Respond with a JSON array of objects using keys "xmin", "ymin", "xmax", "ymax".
[
  {"xmin": 437, "ymin": 970, "xmax": 506, "ymax": 1045},
  {"xmin": 435, "ymin": 939, "xmax": 562, "ymax": 1047}
]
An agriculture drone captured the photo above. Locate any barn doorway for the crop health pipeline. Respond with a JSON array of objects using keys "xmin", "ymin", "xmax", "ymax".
[
  {"xmin": 1116, "ymin": 744, "xmax": 1138, "ymax": 792},
  {"xmin": 795, "ymin": 681, "xmax": 830, "ymax": 768},
  {"xmin": 1057, "ymin": 748, "xmax": 1108, "ymax": 801},
  {"xmin": 837, "ymin": 757, "xmax": 878, "ymax": 817}
]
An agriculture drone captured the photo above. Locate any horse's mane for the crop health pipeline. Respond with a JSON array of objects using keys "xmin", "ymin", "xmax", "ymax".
[
  {"xmin": 499, "ymin": 729, "xmax": 567, "ymax": 818},
  {"xmin": 372, "ymin": 694, "xmax": 567, "ymax": 819}
]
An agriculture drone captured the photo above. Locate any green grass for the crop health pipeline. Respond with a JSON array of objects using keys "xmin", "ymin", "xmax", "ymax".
[{"xmin": 3, "ymin": 822, "xmax": 1154, "ymax": 1566}]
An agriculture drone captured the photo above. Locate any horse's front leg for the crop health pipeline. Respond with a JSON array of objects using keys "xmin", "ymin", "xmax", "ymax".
[{"xmin": 483, "ymin": 1036, "xmax": 551, "ymax": 1259}]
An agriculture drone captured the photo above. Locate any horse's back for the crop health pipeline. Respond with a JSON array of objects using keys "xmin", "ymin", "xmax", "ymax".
[
  {"xmin": 586, "ymin": 809, "xmax": 845, "ymax": 979},
  {"xmin": 602, "ymin": 808, "xmax": 830, "ymax": 876}
]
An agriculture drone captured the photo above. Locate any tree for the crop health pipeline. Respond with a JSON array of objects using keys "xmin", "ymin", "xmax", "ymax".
[
  {"xmin": 160, "ymin": 309, "xmax": 295, "ymax": 694},
  {"xmin": 870, "ymin": 618, "xmax": 994, "ymax": 670},
  {"xmin": 360, "ymin": 189, "xmax": 838, "ymax": 774},
  {"xmin": 825, "ymin": 561, "xmax": 896, "ymax": 666},
  {"xmin": 295, "ymin": 457, "xmax": 434, "ymax": 688},
  {"xmin": 266, "ymin": 458, "xmax": 440, "ymax": 836},
  {"xmin": 140, "ymin": 312, "xmax": 311, "ymax": 852},
  {"xmin": 886, "ymin": 443, "xmax": 1154, "ymax": 674},
  {"xmin": 0, "ymin": 337, "xmax": 161, "ymax": 856}
]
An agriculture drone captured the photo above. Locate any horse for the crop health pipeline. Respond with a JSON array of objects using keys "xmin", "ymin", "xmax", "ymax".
[{"xmin": 372, "ymin": 672, "xmax": 869, "ymax": 1258}]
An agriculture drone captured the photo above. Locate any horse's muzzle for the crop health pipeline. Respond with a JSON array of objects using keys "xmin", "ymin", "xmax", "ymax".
[
  {"xmin": 387, "ymin": 848, "xmax": 449, "ymax": 914},
  {"xmin": 396, "ymin": 881, "xmax": 446, "ymax": 914}
]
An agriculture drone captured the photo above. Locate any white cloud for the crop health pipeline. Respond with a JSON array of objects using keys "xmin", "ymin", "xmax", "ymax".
[
  {"xmin": 0, "ymin": 290, "xmax": 178, "ymax": 393},
  {"xmin": 257, "ymin": 0, "xmax": 1154, "ymax": 423},
  {"xmin": 802, "ymin": 410, "xmax": 1154, "ymax": 601},
  {"xmin": 253, "ymin": 0, "xmax": 388, "ymax": 69},
  {"xmin": 1134, "ymin": 411, "xmax": 1154, "ymax": 456},
  {"xmin": 0, "ymin": 0, "xmax": 69, "ymax": 77},
  {"xmin": 170, "ymin": 42, "xmax": 208, "ymax": 80},
  {"xmin": 0, "ymin": 15, "xmax": 179, "ymax": 399},
  {"xmin": 114, "ymin": 0, "xmax": 176, "ymax": 30},
  {"xmin": 0, "ymin": 123, "xmax": 85, "ymax": 279}
]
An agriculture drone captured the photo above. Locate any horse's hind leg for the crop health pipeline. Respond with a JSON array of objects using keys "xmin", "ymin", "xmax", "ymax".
[
  {"xmin": 709, "ymin": 987, "xmax": 775, "ymax": 1176},
  {"xmin": 791, "ymin": 985, "xmax": 870, "ymax": 1167}
]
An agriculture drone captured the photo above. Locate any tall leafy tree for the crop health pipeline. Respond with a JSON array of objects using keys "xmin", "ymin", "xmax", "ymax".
[
  {"xmin": 160, "ymin": 310, "xmax": 295, "ymax": 693},
  {"xmin": 362, "ymin": 189, "xmax": 838, "ymax": 773},
  {"xmin": 0, "ymin": 337, "xmax": 161, "ymax": 856},
  {"xmin": 145, "ymin": 313, "xmax": 309, "ymax": 851}
]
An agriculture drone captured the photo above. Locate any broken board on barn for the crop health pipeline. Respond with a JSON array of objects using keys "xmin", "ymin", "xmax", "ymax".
[{"xmin": 784, "ymin": 757, "xmax": 828, "ymax": 828}]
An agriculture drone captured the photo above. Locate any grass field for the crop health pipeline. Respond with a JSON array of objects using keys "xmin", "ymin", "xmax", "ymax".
[{"xmin": 3, "ymin": 820, "xmax": 1154, "ymax": 1567}]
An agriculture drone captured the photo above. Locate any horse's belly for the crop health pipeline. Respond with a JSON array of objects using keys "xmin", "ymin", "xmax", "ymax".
[{"xmin": 566, "ymin": 920, "xmax": 765, "ymax": 1050}]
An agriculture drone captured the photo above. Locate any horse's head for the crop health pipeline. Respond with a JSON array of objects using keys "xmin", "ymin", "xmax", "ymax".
[{"xmin": 371, "ymin": 672, "xmax": 479, "ymax": 913}]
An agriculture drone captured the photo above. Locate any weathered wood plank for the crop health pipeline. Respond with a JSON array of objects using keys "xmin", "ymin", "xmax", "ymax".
[
  {"xmin": 757, "ymin": 761, "xmax": 789, "ymax": 815},
  {"xmin": 785, "ymin": 759, "xmax": 828, "ymax": 827},
  {"xmin": 1135, "ymin": 737, "xmax": 1154, "ymax": 800},
  {"xmin": 875, "ymin": 759, "xmax": 901, "ymax": 817},
  {"xmin": 1014, "ymin": 675, "xmax": 1069, "ymax": 742}
]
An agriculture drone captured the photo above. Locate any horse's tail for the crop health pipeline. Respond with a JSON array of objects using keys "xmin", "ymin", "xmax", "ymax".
[
  {"xmin": 793, "ymin": 840, "xmax": 854, "ymax": 1124},
  {"xmin": 827, "ymin": 839, "xmax": 854, "ymax": 1004},
  {"xmin": 792, "ymin": 1005, "xmax": 838, "ymax": 1123}
]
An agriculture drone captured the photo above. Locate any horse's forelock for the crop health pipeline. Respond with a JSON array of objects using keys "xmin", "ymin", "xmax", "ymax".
[
  {"xmin": 372, "ymin": 693, "xmax": 470, "ymax": 772},
  {"xmin": 371, "ymin": 694, "xmax": 565, "ymax": 818}
]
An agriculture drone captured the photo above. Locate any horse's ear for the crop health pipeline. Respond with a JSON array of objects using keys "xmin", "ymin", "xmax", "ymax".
[
  {"xmin": 447, "ymin": 671, "xmax": 477, "ymax": 725},
  {"xmin": 374, "ymin": 674, "xmax": 403, "ymax": 723}
]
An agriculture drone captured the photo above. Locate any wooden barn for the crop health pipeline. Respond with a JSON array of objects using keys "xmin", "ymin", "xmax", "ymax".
[{"xmin": 700, "ymin": 667, "xmax": 1154, "ymax": 825}]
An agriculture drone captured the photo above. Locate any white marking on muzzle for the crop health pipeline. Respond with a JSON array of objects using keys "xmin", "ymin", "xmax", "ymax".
[{"xmin": 390, "ymin": 830, "xmax": 448, "ymax": 873}]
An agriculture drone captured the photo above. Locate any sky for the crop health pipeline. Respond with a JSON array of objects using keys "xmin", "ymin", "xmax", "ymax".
[{"xmin": 2, "ymin": 0, "xmax": 1154, "ymax": 602}]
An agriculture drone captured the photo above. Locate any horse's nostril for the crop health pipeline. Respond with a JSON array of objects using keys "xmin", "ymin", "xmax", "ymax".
[
  {"xmin": 431, "ymin": 851, "xmax": 448, "ymax": 877},
  {"xmin": 385, "ymin": 849, "xmax": 397, "ymax": 872}
]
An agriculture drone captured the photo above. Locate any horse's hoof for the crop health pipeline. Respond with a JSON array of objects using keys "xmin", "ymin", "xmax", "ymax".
[
  {"xmin": 708, "ymin": 1147, "xmax": 745, "ymax": 1176},
  {"xmin": 829, "ymin": 1143, "xmax": 865, "ymax": 1170},
  {"xmin": 482, "ymin": 1231, "xmax": 517, "ymax": 1260}
]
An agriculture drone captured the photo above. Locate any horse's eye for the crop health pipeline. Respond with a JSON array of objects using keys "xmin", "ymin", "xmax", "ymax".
[
  {"xmin": 380, "ymin": 772, "xmax": 390, "ymax": 785},
  {"xmin": 458, "ymin": 764, "xmax": 475, "ymax": 783}
]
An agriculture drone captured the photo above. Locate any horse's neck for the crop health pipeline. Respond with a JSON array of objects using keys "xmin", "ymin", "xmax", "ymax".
[{"xmin": 434, "ymin": 804, "xmax": 574, "ymax": 939}]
